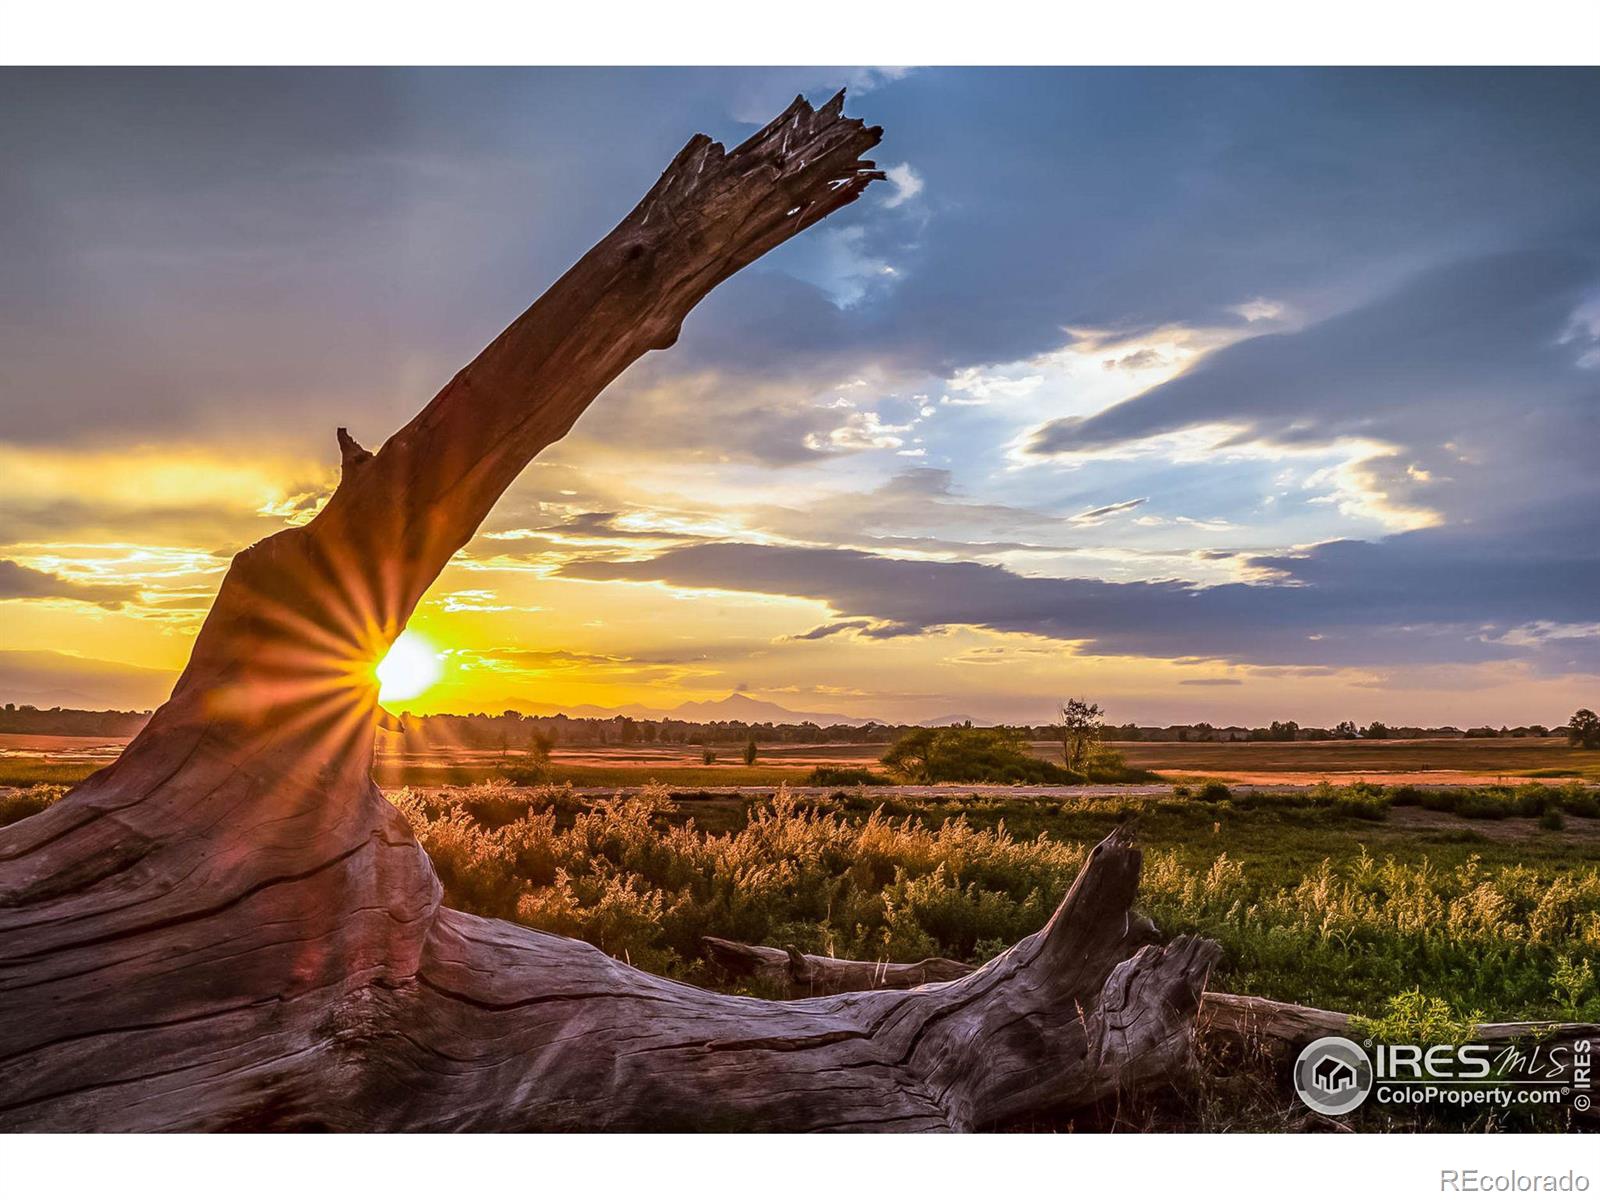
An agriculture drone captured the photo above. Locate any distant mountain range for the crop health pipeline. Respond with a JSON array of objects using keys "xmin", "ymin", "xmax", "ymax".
[
  {"xmin": 528, "ymin": 692, "xmax": 871, "ymax": 726},
  {"xmin": 0, "ymin": 650, "xmax": 176, "ymax": 711},
  {"xmin": 522, "ymin": 691, "xmax": 978, "ymax": 728}
]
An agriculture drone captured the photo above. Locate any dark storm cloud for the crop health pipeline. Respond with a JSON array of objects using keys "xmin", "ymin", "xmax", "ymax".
[
  {"xmin": 1027, "ymin": 250, "xmax": 1597, "ymax": 461},
  {"xmin": 788, "ymin": 619, "xmax": 875, "ymax": 641},
  {"xmin": 0, "ymin": 559, "xmax": 135, "ymax": 608},
  {"xmin": 557, "ymin": 541, "xmax": 1596, "ymax": 672},
  {"xmin": 8, "ymin": 68, "xmax": 1600, "ymax": 448},
  {"xmin": 1019, "ymin": 245, "xmax": 1600, "ymax": 677},
  {"xmin": 0, "ymin": 68, "xmax": 883, "ymax": 447}
]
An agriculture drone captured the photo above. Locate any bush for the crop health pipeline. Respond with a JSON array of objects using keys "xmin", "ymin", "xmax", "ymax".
[
  {"xmin": 502, "ymin": 763, "xmax": 549, "ymax": 786},
  {"xmin": 1560, "ymin": 784, "xmax": 1599, "ymax": 819},
  {"xmin": 1420, "ymin": 789, "xmax": 1459, "ymax": 812},
  {"xmin": 1350, "ymin": 988, "xmax": 1483, "ymax": 1045},
  {"xmin": 1454, "ymin": 792, "xmax": 1514, "ymax": 820},
  {"xmin": 1539, "ymin": 808, "xmax": 1566, "ymax": 831},
  {"xmin": 1513, "ymin": 785, "xmax": 1555, "ymax": 818},
  {"xmin": 1194, "ymin": 780, "xmax": 1232, "ymax": 803},
  {"xmin": 0, "ymin": 783, "xmax": 69, "ymax": 827},
  {"xmin": 805, "ymin": 767, "xmax": 888, "ymax": 786},
  {"xmin": 881, "ymin": 726, "xmax": 1077, "ymax": 785},
  {"xmin": 1081, "ymin": 744, "xmax": 1147, "ymax": 783},
  {"xmin": 1333, "ymin": 790, "xmax": 1392, "ymax": 822}
]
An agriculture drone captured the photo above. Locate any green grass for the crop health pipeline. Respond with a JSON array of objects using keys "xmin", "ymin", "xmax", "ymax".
[
  {"xmin": 0, "ymin": 783, "xmax": 71, "ymax": 825},
  {"xmin": 365, "ymin": 780, "xmax": 1600, "ymax": 1026},
  {"xmin": 0, "ymin": 760, "xmax": 99, "ymax": 787},
  {"xmin": 1113, "ymin": 735, "xmax": 1600, "ymax": 779},
  {"xmin": 371, "ymin": 762, "xmax": 813, "ymax": 788}
]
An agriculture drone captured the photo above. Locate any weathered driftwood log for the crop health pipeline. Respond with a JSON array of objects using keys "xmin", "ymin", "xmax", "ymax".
[
  {"xmin": 0, "ymin": 94, "xmax": 1221, "ymax": 1132},
  {"xmin": 702, "ymin": 936, "xmax": 972, "ymax": 993},
  {"xmin": 1197, "ymin": 994, "xmax": 1598, "ymax": 1060},
  {"xmin": 701, "ymin": 938, "xmax": 1598, "ymax": 1060}
]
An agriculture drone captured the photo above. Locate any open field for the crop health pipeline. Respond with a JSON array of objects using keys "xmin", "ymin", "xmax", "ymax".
[
  {"xmin": 4, "ymin": 732, "xmax": 1594, "ymax": 789},
  {"xmin": 317, "ymin": 781, "xmax": 1600, "ymax": 1132},
  {"xmin": 377, "ymin": 735, "xmax": 1600, "ymax": 787}
]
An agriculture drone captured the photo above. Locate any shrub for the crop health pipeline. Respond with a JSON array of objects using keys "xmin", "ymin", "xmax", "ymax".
[
  {"xmin": 1539, "ymin": 808, "xmax": 1566, "ymax": 831},
  {"xmin": 881, "ymin": 725, "xmax": 1078, "ymax": 785},
  {"xmin": 1350, "ymin": 988, "xmax": 1483, "ymax": 1045},
  {"xmin": 1081, "ymin": 744, "xmax": 1147, "ymax": 783},
  {"xmin": 1194, "ymin": 780, "xmax": 1232, "ymax": 803},
  {"xmin": 1454, "ymin": 792, "xmax": 1514, "ymax": 820},
  {"xmin": 1550, "ymin": 953, "xmax": 1595, "ymax": 1018},
  {"xmin": 1560, "ymin": 784, "xmax": 1599, "ymax": 819},
  {"xmin": 1513, "ymin": 785, "xmax": 1556, "ymax": 818},
  {"xmin": 0, "ymin": 783, "xmax": 69, "ymax": 827},
  {"xmin": 1333, "ymin": 790, "xmax": 1392, "ymax": 822},
  {"xmin": 805, "ymin": 767, "xmax": 888, "ymax": 786}
]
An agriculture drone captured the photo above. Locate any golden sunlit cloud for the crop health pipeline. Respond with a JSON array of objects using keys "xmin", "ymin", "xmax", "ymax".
[{"xmin": 376, "ymin": 630, "xmax": 444, "ymax": 704}]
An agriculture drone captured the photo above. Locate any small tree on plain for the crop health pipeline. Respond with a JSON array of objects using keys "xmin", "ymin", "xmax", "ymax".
[
  {"xmin": 743, "ymin": 735, "xmax": 758, "ymax": 766},
  {"xmin": 1569, "ymin": 708, "xmax": 1600, "ymax": 750},
  {"xmin": 1059, "ymin": 698, "xmax": 1104, "ymax": 774}
]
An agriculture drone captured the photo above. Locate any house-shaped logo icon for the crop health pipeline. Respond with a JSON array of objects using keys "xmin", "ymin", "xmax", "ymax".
[
  {"xmin": 1312, "ymin": 1055, "xmax": 1356, "ymax": 1093},
  {"xmin": 1293, "ymin": 1036, "xmax": 1374, "ymax": 1116}
]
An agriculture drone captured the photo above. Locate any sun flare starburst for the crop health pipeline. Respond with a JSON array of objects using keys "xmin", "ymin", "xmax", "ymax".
[{"xmin": 375, "ymin": 630, "xmax": 442, "ymax": 704}]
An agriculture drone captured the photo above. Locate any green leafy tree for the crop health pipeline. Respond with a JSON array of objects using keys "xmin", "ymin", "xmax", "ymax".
[
  {"xmin": 1058, "ymin": 698, "xmax": 1104, "ymax": 774},
  {"xmin": 881, "ymin": 725, "xmax": 1109, "ymax": 785},
  {"xmin": 1569, "ymin": 708, "xmax": 1600, "ymax": 750},
  {"xmin": 742, "ymin": 735, "xmax": 758, "ymax": 766}
]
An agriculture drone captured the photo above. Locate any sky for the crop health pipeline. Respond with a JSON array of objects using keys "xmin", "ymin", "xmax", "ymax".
[{"xmin": 1, "ymin": 67, "xmax": 1596, "ymax": 726}]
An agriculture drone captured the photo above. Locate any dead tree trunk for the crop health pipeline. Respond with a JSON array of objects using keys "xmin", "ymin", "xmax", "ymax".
[
  {"xmin": 0, "ymin": 94, "xmax": 1219, "ymax": 1132},
  {"xmin": 701, "ymin": 938, "xmax": 1599, "ymax": 1063},
  {"xmin": 702, "ymin": 937, "xmax": 972, "ymax": 994}
]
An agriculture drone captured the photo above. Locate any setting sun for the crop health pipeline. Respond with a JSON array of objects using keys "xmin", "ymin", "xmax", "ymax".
[{"xmin": 375, "ymin": 630, "xmax": 442, "ymax": 704}]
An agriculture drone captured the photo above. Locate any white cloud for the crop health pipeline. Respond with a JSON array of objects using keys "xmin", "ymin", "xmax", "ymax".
[
  {"xmin": 808, "ymin": 410, "xmax": 914, "ymax": 452},
  {"xmin": 1229, "ymin": 297, "xmax": 1289, "ymax": 323},
  {"xmin": 882, "ymin": 163, "xmax": 924, "ymax": 209}
]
